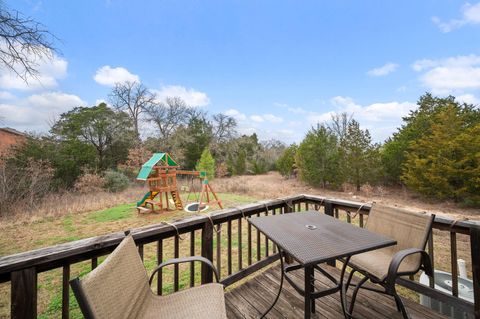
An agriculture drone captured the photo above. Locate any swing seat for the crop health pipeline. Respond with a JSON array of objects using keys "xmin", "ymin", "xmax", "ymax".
[{"xmin": 184, "ymin": 202, "xmax": 209, "ymax": 213}]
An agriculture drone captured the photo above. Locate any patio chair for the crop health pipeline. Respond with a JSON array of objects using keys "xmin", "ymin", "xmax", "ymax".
[
  {"xmin": 344, "ymin": 206, "xmax": 435, "ymax": 319},
  {"xmin": 70, "ymin": 234, "xmax": 227, "ymax": 319}
]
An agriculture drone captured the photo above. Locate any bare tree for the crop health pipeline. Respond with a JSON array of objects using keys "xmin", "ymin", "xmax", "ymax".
[
  {"xmin": 109, "ymin": 81, "xmax": 156, "ymax": 138},
  {"xmin": 145, "ymin": 96, "xmax": 191, "ymax": 141},
  {"xmin": 212, "ymin": 113, "xmax": 237, "ymax": 142},
  {"xmin": 328, "ymin": 112, "xmax": 353, "ymax": 143},
  {"xmin": 0, "ymin": 2, "xmax": 58, "ymax": 81}
]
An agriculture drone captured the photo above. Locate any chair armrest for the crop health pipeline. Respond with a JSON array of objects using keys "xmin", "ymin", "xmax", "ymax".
[
  {"xmin": 149, "ymin": 256, "xmax": 220, "ymax": 286},
  {"xmin": 386, "ymin": 248, "xmax": 433, "ymax": 294}
]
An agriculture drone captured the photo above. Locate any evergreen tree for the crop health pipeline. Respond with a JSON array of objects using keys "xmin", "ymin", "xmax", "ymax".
[
  {"xmin": 196, "ymin": 147, "xmax": 216, "ymax": 180},
  {"xmin": 340, "ymin": 120, "xmax": 378, "ymax": 191},
  {"xmin": 182, "ymin": 117, "xmax": 213, "ymax": 169},
  {"xmin": 382, "ymin": 93, "xmax": 458, "ymax": 184},
  {"xmin": 276, "ymin": 144, "xmax": 297, "ymax": 177},
  {"xmin": 295, "ymin": 125, "xmax": 341, "ymax": 188},
  {"xmin": 402, "ymin": 105, "xmax": 480, "ymax": 204}
]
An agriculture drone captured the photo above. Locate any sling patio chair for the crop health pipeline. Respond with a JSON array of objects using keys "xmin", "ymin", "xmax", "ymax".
[
  {"xmin": 343, "ymin": 206, "xmax": 435, "ymax": 319},
  {"xmin": 70, "ymin": 234, "xmax": 227, "ymax": 319}
]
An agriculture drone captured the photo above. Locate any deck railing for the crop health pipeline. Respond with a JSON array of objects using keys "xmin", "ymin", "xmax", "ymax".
[{"xmin": 0, "ymin": 194, "xmax": 479, "ymax": 319}]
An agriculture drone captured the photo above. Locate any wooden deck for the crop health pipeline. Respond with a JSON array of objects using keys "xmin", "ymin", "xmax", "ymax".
[{"xmin": 225, "ymin": 264, "xmax": 447, "ymax": 319}]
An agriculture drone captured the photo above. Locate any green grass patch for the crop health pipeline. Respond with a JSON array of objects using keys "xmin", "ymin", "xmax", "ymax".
[{"xmin": 86, "ymin": 203, "xmax": 135, "ymax": 222}]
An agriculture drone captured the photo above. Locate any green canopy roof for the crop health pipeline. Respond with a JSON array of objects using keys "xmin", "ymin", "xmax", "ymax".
[{"xmin": 136, "ymin": 153, "xmax": 178, "ymax": 180}]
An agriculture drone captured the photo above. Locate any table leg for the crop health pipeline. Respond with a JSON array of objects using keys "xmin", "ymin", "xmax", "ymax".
[
  {"xmin": 311, "ymin": 268, "xmax": 316, "ymax": 313},
  {"xmin": 340, "ymin": 256, "xmax": 352, "ymax": 319},
  {"xmin": 304, "ymin": 266, "xmax": 313, "ymax": 319}
]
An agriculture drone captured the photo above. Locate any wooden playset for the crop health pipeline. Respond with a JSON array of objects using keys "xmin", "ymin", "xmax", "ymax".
[{"xmin": 136, "ymin": 153, "xmax": 222, "ymax": 213}]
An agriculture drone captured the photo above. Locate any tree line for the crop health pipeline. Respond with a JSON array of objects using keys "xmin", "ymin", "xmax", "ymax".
[
  {"xmin": 0, "ymin": 81, "xmax": 285, "ymax": 215},
  {"xmin": 277, "ymin": 93, "xmax": 480, "ymax": 206}
]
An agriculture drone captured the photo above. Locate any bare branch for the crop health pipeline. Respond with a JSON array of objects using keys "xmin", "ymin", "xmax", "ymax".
[{"xmin": 0, "ymin": 3, "xmax": 59, "ymax": 82}]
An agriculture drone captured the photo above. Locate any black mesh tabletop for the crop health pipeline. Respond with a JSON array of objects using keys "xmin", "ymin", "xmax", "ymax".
[{"xmin": 249, "ymin": 211, "xmax": 396, "ymax": 266}]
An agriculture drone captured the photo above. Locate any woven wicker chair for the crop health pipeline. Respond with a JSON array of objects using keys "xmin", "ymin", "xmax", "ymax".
[
  {"xmin": 70, "ymin": 234, "xmax": 227, "ymax": 319},
  {"xmin": 344, "ymin": 206, "xmax": 435, "ymax": 319}
]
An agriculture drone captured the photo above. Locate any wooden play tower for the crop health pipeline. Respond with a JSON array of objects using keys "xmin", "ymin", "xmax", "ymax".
[{"xmin": 136, "ymin": 153, "xmax": 222, "ymax": 213}]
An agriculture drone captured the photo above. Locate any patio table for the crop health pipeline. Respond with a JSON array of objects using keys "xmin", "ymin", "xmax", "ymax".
[{"xmin": 249, "ymin": 211, "xmax": 396, "ymax": 319}]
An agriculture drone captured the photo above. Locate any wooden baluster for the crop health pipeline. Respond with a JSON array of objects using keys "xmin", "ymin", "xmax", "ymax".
[
  {"xmin": 428, "ymin": 231, "xmax": 435, "ymax": 288},
  {"xmin": 248, "ymin": 219, "xmax": 252, "ymax": 266},
  {"xmin": 256, "ymin": 212, "xmax": 261, "ymax": 261},
  {"xmin": 238, "ymin": 218, "xmax": 243, "ymax": 270},
  {"xmin": 265, "ymin": 210, "xmax": 269, "ymax": 257},
  {"xmin": 174, "ymin": 235, "xmax": 179, "ymax": 291},
  {"xmin": 305, "ymin": 202, "xmax": 309, "ymax": 211},
  {"xmin": 62, "ymin": 264, "xmax": 70, "ymax": 319},
  {"xmin": 469, "ymin": 225, "xmax": 480, "ymax": 319},
  {"xmin": 324, "ymin": 201, "xmax": 335, "ymax": 267},
  {"xmin": 201, "ymin": 219, "xmax": 214, "ymax": 284},
  {"xmin": 359, "ymin": 214, "xmax": 364, "ymax": 227},
  {"xmin": 11, "ymin": 267, "xmax": 37, "ymax": 319},
  {"xmin": 450, "ymin": 231, "xmax": 459, "ymax": 297},
  {"xmin": 138, "ymin": 244, "xmax": 144, "ymax": 261},
  {"xmin": 346, "ymin": 211, "xmax": 351, "ymax": 224},
  {"xmin": 272, "ymin": 209, "xmax": 277, "ymax": 254},
  {"xmin": 227, "ymin": 220, "xmax": 232, "ymax": 275},
  {"xmin": 335, "ymin": 208, "xmax": 339, "ymax": 219},
  {"xmin": 157, "ymin": 239, "xmax": 163, "ymax": 295},
  {"xmin": 91, "ymin": 257, "xmax": 98, "ymax": 270},
  {"xmin": 191, "ymin": 231, "xmax": 196, "ymax": 287},
  {"xmin": 216, "ymin": 227, "xmax": 221, "ymax": 281}
]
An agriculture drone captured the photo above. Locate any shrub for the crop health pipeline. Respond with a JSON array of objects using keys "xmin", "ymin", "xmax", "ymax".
[
  {"xmin": 103, "ymin": 170, "xmax": 130, "ymax": 192},
  {"xmin": 74, "ymin": 172, "xmax": 106, "ymax": 194},
  {"xmin": 215, "ymin": 162, "xmax": 229, "ymax": 178},
  {"xmin": 0, "ymin": 158, "xmax": 53, "ymax": 217},
  {"xmin": 276, "ymin": 144, "xmax": 297, "ymax": 177},
  {"xmin": 196, "ymin": 147, "xmax": 216, "ymax": 180}
]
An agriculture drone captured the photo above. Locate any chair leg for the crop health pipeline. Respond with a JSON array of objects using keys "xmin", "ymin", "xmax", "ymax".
[
  {"xmin": 392, "ymin": 291, "xmax": 410, "ymax": 319},
  {"xmin": 349, "ymin": 276, "xmax": 368, "ymax": 315}
]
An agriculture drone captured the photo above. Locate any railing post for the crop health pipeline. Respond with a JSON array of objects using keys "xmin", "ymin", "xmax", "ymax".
[
  {"xmin": 11, "ymin": 267, "xmax": 37, "ymax": 319},
  {"xmin": 201, "ymin": 219, "xmax": 214, "ymax": 284},
  {"xmin": 283, "ymin": 200, "xmax": 294, "ymax": 264},
  {"xmin": 324, "ymin": 201, "xmax": 336, "ymax": 267},
  {"xmin": 470, "ymin": 225, "xmax": 480, "ymax": 319},
  {"xmin": 324, "ymin": 201, "xmax": 334, "ymax": 217}
]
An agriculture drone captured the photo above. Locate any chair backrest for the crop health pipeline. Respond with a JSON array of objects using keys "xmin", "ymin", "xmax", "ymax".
[
  {"xmin": 366, "ymin": 205, "xmax": 434, "ymax": 269},
  {"xmin": 71, "ymin": 235, "xmax": 150, "ymax": 319}
]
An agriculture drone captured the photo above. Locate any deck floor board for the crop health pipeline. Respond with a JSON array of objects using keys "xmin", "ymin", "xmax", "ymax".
[{"xmin": 225, "ymin": 264, "xmax": 447, "ymax": 319}]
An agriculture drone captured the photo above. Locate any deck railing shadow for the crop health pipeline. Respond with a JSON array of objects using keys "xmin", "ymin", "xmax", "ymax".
[{"xmin": 0, "ymin": 194, "xmax": 478, "ymax": 318}]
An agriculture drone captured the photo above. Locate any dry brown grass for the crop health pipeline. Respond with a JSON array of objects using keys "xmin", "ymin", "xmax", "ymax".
[
  {"xmin": 215, "ymin": 172, "xmax": 480, "ymax": 220},
  {"xmin": 0, "ymin": 185, "xmax": 146, "ymax": 227}
]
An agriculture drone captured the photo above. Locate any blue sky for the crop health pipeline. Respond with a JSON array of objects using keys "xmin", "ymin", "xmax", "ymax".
[{"xmin": 1, "ymin": 0, "xmax": 480, "ymax": 143}]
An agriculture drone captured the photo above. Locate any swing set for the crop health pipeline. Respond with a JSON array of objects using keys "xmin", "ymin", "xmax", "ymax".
[{"xmin": 136, "ymin": 152, "xmax": 222, "ymax": 214}]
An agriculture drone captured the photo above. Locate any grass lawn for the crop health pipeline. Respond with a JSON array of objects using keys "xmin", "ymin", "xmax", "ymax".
[{"xmin": 0, "ymin": 192, "xmax": 266, "ymax": 318}]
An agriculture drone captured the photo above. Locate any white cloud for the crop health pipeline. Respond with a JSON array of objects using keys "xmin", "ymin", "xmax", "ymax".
[
  {"xmin": 432, "ymin": 2, "xmax": 480, "ymax": 32},
  {"xmin": 457, "ymin": 94, "xmax": 479, "ymax": 105},
  {"xmin": 224, "ymin": 109, "xmax": 247, "ymax": 121},
  {"xmin": 274, "ymin": 102, "xmax": 308, "ymax": 114},
  {"xmin": 413, "ymin": 54, "xmax": 480, "ymax": 93},
  {"xmin": 250, "ymin": 114, "xmax": 283, "ymax": 123},
  {"xmin": 263, "ymin": 114, "xmax": 283, "ymax": 123},
  {"xmin": 94, "ymin": 66, "xmax": 139, "ymax": 86},
  {"xmin": 0, "ymin": 49, "xmax": 67, "ymax": 91},
  {"xmin": 0, "ymin": 92, "xmax": 86, "ymax": 131},
  {"xmin": 154, "ymin": 85, "xmax": 210, "ymax": 107},
  {"xmin": 306, "ymin": 96, "xmax": 416, "ymax": 142},
  {"xmin": 0, "ymin": 91, "xmax": 16, "ymax": 100},
  {"xmin": 366, "ymin": 63, "xmax": 399, "ymax": 76},
  {"xmin": 250, "ymin": 115, "xmax": 264, "ymax": 122}
]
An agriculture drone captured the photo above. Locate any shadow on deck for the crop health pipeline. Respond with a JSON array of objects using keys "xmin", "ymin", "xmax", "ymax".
[{"xmin": 225, "ymin": 264, "xmax": 446, "ymax": 319}]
